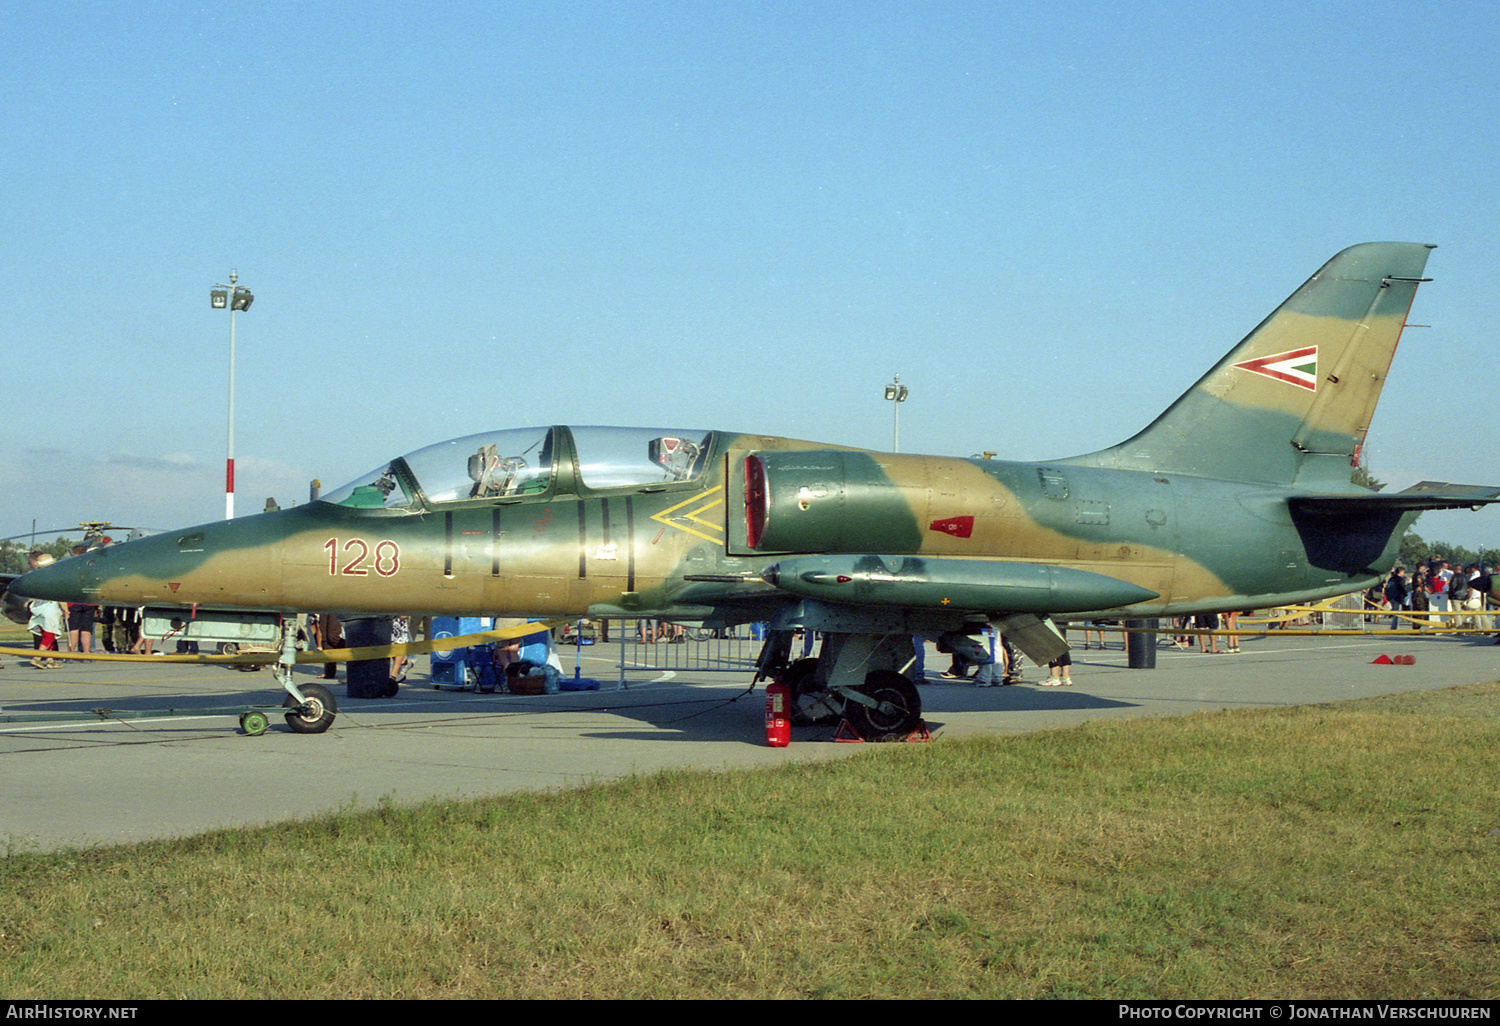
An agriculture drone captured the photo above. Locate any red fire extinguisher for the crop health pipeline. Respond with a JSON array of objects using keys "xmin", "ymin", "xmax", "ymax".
[{"xmin": 765, "ymin": 679, "xmax": 791, "ymax": 747}]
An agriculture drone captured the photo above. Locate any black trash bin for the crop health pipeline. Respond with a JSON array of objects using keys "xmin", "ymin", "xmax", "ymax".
[
  {"xmin": 342, "ymin": 616, "xmax": 394, "ymax": 698},
  {"xmin": 1124, "ymin": 618, "xmax": 1158, "ymax": 669}
]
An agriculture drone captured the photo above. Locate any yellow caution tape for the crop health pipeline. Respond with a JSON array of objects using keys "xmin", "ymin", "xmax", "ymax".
[{"xmin": 0, "ymin": 619, "xmax": 569, "ymax": 665}]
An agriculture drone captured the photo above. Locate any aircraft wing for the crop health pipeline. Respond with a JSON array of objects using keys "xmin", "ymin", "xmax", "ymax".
[
  {"xmin": 1289, "ymin": 481, "xmax": 1500, "ymax": 516},
  {"xmin": 664, "ymin": 574, "xmax": 789, "ymax": 623}
]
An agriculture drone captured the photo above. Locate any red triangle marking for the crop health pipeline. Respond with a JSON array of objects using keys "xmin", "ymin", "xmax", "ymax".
[{"xmin": 929, "ymin": 516, "xmax": 973, "ymax": 538}]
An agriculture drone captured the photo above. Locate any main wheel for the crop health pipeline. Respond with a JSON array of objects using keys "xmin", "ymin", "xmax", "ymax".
[
  {"xmin": 282, "ymin": 682, "xmax": 338, "ymax": 734},
  {"xmin": 786, "ymin": 657, "xmax": 842, "ymax": 726},
  {"xmin": 845, "ymin": 670, "xmax": 922, "ymax": 740}
]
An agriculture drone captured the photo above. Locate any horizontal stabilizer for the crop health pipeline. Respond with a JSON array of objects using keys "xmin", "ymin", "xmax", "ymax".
[
  {"xmin": 1290, "ymin": 481, "xmax": 1500, "ymax": 516},
  {"xmin": 761, "ymin": 554, "xmax": 1159, "ymax": 614}
]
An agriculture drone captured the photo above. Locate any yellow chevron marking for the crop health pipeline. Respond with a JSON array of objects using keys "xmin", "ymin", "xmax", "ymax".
[{"xmin": 651, "ymin": 486, "xmax": 725, "ymax": 544}]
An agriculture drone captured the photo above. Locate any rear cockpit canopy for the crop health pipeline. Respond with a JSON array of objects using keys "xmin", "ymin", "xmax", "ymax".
[{"xmin": 320, "ymin": 426, "xmax": 713, "ymax": 510}]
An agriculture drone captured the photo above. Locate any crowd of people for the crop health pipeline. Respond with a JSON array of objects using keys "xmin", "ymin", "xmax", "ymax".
[{"xmin": 1374, "ymin": 560, "xmax": 1498, "ymax": 637}]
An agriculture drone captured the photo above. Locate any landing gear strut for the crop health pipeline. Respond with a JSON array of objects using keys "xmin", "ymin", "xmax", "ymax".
[
  {"xmin": 786, "ymin": 657, "xmax": 843, "ymax": 725},
  {"xmin": 272, "ymin": 617, "xmax": 338, "ymax": 735}
]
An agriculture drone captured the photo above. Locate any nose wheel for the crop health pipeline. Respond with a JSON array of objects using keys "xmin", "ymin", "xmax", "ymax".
[{"xmin": 282, "ymin": 681, "xmax": 338, "ymax": 734}]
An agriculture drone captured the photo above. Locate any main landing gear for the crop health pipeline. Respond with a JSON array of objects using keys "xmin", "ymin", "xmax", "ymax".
[
  {"xmin": 842, "ymin": 669, "xmax": 923, "ymax": 741},
  {"xmin": 761, "ymin": 632, "xmax": 927, "ymax": 742},
  {"xmin": 786, "ymin": 658, "xmax": 840, "ymax": 726}
]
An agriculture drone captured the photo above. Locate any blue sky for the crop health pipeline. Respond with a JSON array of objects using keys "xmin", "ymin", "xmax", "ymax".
[{"xmin": 3, "ymin": 0, "xmax": 1498, "ymax": 551}]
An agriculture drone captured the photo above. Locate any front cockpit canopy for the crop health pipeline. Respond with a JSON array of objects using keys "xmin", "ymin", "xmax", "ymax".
[{"xmin": 320, "ymin": 426, "xmax": 712, "ymax": 510}]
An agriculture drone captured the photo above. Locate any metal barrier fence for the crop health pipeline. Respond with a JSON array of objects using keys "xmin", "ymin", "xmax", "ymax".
[
  {"xmin": 1319, "ymin": 592, "xmax": 1374, "ymax": 630},
  {"xmin": 557, "ymin": 620, "xmax": 773, "ymax": 685}
]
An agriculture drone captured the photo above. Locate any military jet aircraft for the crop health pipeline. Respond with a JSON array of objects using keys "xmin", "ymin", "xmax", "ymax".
[{"xmin": 13, "ymin": 242, "xmax": 1499, "ymax": 737}]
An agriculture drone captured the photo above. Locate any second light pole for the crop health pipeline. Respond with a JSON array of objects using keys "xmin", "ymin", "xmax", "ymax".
[{"xmin": 884, "ymin": 373, "xmax": 908, "ymax": 452}]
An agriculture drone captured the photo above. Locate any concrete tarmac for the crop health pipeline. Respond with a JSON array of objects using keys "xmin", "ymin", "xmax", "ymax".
[{"xmin": 3, "ymin": 629, "xmax": 1498, "ymax": 852}]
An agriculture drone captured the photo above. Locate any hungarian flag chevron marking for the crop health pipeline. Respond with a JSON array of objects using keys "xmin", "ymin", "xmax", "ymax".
[{"xmin": 1233, "ymin": 346, "xmax": 1318, "ymax": 391}]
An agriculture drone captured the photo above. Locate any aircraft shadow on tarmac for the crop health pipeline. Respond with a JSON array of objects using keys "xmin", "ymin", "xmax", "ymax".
[
  {"xmin": 3, "ymin": 687, "xmax": 279, "ymax": 718},
  {"xmin": 2, "ymin": 670, "xmax": 1136, "ymax": 746},
  {"xmin": 917, "ymin": 680, "xmax": 1137, "ymax": 716},
  {"xmin": 564, "ymin": 679, "xmax": 1138, "ymax": 747}
]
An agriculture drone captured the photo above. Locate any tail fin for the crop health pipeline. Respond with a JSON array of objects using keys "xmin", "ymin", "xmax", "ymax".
[{"xmin": 1066, "ymin": 242, "xmax": 1435, "ymax": 486}]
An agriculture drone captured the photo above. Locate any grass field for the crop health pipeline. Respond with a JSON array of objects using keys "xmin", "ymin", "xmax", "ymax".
[{"xmin": 3, "ymin": 683, "xmax": 1498, "ymax": 999}]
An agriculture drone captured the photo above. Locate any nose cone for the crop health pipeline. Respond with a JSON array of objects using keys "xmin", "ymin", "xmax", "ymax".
[
  {"xmin": 11, "ymin": 530, "xmax": 193, "ymax": 606},
  {"xmin": 10, "ymin": 528, "xmax": 210, "ymax": 608},
  {"xmin": 10, "ymin": 558, "xmax": 84, "ymax": 603},
  {"xmin": 8, "ymin": 511, "xmax": 297, "ymax": 611}
]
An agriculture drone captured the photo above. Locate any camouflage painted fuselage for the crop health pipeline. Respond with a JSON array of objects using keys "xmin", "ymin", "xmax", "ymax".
[
  {"xmin": 16, "ymin": 428, "xmax": 1410, "ymax": 630},
  {"xmin": 15, "ymin": 242, "xmax": 1493, "ymax": 632}
]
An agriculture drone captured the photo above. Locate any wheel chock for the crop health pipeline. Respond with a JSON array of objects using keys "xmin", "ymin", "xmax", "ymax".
[
  {"xmin": 833, "ymin": 719, "xmax": 933, "ymax": 743},
  {"xmin": 1371, "ymin": 654, "xmax": 1393, "ymax": 664}
]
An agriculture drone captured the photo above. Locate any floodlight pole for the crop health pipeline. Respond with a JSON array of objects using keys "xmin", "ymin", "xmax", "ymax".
[
  {"xmin": 211, "ymin": 271, "xmax": 253, "ymax": 520},
  {"xmin": 227, "ymin": 272, "xmax": 236, "ymax": 521},
  {"xmin": 883, "ymin": 373, "xmax": 909, "ymax": 452}
]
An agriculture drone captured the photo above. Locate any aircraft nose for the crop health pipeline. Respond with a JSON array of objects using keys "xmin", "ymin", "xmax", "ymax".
[{"xmin": 10, "ymin": 558, "xmax": 84, "ymax": 603}]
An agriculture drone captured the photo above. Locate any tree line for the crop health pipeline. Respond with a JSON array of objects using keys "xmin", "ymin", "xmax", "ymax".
[
  {"xmin": 0, "ymin": 538, "xmax": 79, "ymax": 576},
  {"xmin": 1398, "ymin": 531, "xmax": 1499, "ymax": 571}
]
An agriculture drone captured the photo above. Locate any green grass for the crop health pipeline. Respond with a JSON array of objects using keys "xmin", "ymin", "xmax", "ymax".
[{"xmin": 4, "ymin": 684, "xmax": 1499, "ymax": 999}]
